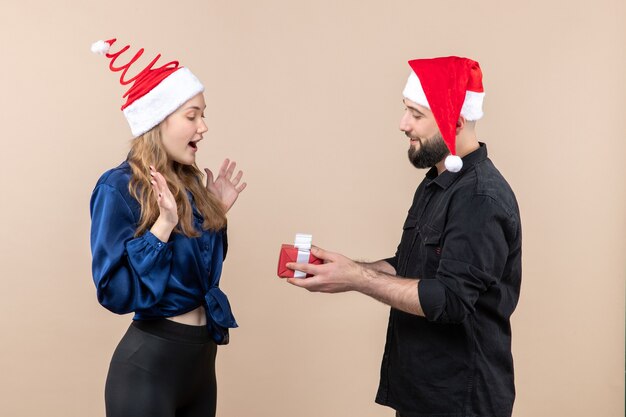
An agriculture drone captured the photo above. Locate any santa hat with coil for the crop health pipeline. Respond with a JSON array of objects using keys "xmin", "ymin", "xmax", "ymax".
[
  {"xmin": 402, "ymin": 56, "xmax": 485, "ymax": 173},
  {"xmin": 91, "ymin": 38, "xmax": 204, "ymax": 137}
]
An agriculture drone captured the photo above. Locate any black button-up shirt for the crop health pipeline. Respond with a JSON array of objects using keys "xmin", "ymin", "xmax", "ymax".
[{"xmin": 376, "ymin": 144, "xmax": 522, "ymax": 417}]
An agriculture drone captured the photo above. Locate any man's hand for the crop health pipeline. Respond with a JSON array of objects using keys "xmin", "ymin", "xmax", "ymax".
[
  {"xmin": 285, "ymin": 246, "xmax": 424, "ymax": 316},
  {"xmin": 285, "ymin": 247, "xmax": 367, "ymax": 293}
]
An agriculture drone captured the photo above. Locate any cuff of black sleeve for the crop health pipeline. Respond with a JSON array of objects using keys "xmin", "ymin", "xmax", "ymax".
[
  {"xmin": 418, "ymin": 279, "xmax": 446, "ymax": 321},
  {"xmin": 143, "ymin": 230, "xmax": 171, "ymax": 251}
]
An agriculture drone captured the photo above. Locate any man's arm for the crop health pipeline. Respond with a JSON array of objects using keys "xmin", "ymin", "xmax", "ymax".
[
  {"xmin": 286, "ymin": 247, "xmax": 424, "ymax": 317},
  {"xmin": 357, "ymin": 260, "xmax": 397, "ymax": 276},
  {"xmin": 359, "ymin": 267, "xmax": 424, "ymax": 316}
]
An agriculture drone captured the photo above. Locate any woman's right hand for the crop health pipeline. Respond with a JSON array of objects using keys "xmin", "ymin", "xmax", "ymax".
[{"xmin": 149, "ymin": 166, "xmax": 178, "ymax": 242}]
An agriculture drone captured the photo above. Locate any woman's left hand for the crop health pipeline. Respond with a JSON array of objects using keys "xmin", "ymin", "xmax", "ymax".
[{"xmin": 204, "ymin": 159, "xmax": 247, "ymax": 213}]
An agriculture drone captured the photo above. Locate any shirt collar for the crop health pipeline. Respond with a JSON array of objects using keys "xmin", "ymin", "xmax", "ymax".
[{"xmin": 425, "ymin": 142, "xmax": 488, "ymax": 189}]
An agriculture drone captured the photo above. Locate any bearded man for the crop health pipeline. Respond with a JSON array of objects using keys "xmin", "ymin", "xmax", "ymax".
[{"xmin": 286, "ymin": 57, "xmax": 522, "ymax": 417}]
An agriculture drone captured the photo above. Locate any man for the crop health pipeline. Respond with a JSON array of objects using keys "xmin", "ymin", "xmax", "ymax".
[{"xmin": 286, "ymin": 57, "xmax": 522, "ymax": 417}]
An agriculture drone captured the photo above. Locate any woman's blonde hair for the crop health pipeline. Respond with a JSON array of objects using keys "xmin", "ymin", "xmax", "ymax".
[{"xmin": 127, "ymin": 127, "xmax": 226, "ymax": 237}]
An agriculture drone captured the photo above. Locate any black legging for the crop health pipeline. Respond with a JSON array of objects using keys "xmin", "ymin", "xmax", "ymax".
[{"xmin": 105, "ymin": 319, "xmax": 217, "ymax": 417}]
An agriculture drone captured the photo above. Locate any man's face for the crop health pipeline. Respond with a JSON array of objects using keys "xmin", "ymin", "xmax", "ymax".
[{"xmin": 400, "ymin": 98, "xmax": 449, "ymax": 169}]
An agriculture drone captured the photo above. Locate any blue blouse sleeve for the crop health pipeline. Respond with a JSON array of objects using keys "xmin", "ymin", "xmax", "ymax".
[{"xmin": 90, "ymin": 183, "xmax": 173, "ymax": 314}]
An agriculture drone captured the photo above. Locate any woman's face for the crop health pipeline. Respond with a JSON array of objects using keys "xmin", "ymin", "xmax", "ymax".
[{"xmin": 160, "ymin": 93, "xmax": 208, "ymax": 165}]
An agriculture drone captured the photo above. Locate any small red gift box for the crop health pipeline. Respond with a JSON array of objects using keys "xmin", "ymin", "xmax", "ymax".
[{"xmin": 277, "ymin": 234, "xmax": 322, "ymax": 278}]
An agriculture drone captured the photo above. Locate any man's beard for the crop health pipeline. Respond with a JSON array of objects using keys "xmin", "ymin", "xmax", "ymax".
[{"xmin": 407, "ymin": 132, "xmax": 450, "ymax": 169}]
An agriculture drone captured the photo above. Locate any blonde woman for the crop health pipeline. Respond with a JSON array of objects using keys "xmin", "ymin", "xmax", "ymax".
[{"xmin": 90, "ymin": 38, "xmax": 245, "ymax": 417}]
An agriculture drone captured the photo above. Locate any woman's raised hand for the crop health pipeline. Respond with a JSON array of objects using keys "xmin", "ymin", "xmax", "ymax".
[
  {"xmin": 150, "ymin": 166, "xmax": 178, "ymax": 237},
  {"xmin": 204, "ymin": 159, "xmax": 247, "ymax": 213}
]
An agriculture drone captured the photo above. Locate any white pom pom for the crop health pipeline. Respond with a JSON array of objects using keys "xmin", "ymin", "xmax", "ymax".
[
  {"xmin": 91, "ymin": 40, "xmax": 110, "ymax": 55},
  {"xmin": 445, "ymin": 155, "xmax": 463, "ymax": 173}
]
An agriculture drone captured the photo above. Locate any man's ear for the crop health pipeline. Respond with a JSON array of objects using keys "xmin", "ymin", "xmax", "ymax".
[{"xmin": 455, "ymin": 116, "xmax": 466, "ymax": 135}]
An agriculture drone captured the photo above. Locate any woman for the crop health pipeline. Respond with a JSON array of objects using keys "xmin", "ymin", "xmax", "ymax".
[{"xmin": 89, "ymin": 38, "xmax": 246, "ymax": 417}]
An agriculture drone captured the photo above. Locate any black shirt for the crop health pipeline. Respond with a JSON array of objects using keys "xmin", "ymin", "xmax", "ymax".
[{"xmin": 376, "ymin": 143, "xmax": 522, "ymax": 417}]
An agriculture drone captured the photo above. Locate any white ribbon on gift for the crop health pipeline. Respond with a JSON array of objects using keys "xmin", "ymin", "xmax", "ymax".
[{"xmin": 293, "ymin": 233, "xmax": 313, "ymax": 278}]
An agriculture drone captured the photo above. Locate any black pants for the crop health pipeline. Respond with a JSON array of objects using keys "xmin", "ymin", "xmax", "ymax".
[{"xmin": 105, "ymin": 319, "xmax": 217, "ymax": 417}]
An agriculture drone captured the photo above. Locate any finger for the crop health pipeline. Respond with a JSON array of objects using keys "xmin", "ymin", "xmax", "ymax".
[
  {"xmin": 149, "ymin": 169, "xmax": 162, "ymax": 195},
  {"xmin": 235, "ymin": 182, "xmax": 247, "ymax": 193},
  {"xmin": 219, "ymin": 159, "xmax": 229, "ymax": 177},
  {"xmin": 285, "ymin": 262, "xmax": 320, "ymax": 275},
  {"xmin": 225, "ymin": 161, "xmax": 236, "ymax": 179},
  {"xmin": 286, "ymin": 277, "xmax": 318, "ymax": 290},
  {"xmin": 154, "ymin": 172, "xmax": 173, "ymax": 198},
  {"xmin": 286, "ymin": 277, "xmax": 307, "ymax": 287},
  {"xmin": 204, "ymin": 168, "xmax": 214, "ymax": 187},
  {"xmin": 150, "ymin": 179, "xmax": 162, "ymax": 199},
  {"xmin": 153, "ymin": 171, "xmax": 167, "ymax": 191},
  {"xmin": 232, "ymin": 170, "xmax": 243, "ymax": 186},
  {"xmin": 310, "ymin": 246, "xmax": 338, "ymax": 262}
]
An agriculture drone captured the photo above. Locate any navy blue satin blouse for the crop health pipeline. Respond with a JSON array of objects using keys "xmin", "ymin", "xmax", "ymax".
[{"xmin": 90, "ymin": 161, "xmax": 237, "ymax": 344}]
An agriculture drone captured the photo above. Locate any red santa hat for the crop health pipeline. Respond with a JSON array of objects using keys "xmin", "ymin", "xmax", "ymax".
[
  {"xmin": 91, "ymin": 38, "xmax": 204, "ymax": 137},
  {"xmin": 402, "ymin": 56, "xmax": 484, "ymax": 172}
]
